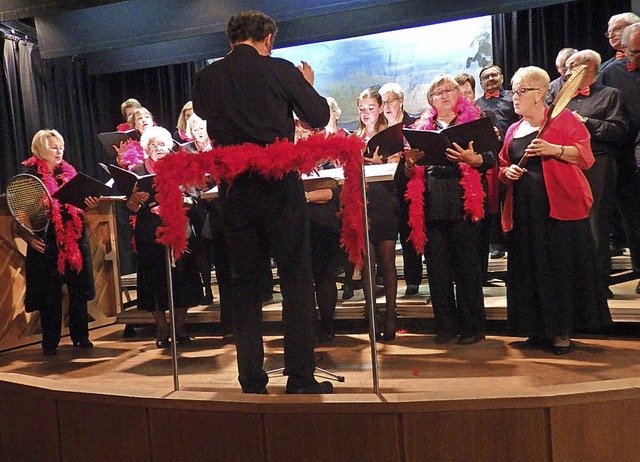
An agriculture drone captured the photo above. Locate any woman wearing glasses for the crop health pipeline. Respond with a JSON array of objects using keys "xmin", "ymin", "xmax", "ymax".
[
  {"xmin": 127, "ymin": 126, "xmax": 202, "ymax": 348},
  {"xmin": 499, "ymin": 66, "xmax": 610, "ymax": 355},
  {"xmin": 404, "ymin": 74, "xmax": 494, "ymax": 346}
]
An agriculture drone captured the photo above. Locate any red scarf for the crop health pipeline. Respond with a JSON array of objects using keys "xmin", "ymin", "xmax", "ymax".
[
  {"xmin": 153, "ymin": 135, "xmax": 366, "ymax": 267},
  {"xmin": 405, "ymin": 97, "xmax": 486, "ymax": 254},
  {"xmin": 22, "ymin": 157, "xmax": 84, "ymax": 274}
]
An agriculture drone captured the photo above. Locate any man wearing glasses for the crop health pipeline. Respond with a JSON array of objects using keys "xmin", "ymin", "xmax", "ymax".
[
  {"xmin": 475, "ymin": 64, "xmax": 519, "ymax": 263},
  {"xmin": 601, "ymin": 22, "xmax": 640, "ymax": 295},
  {"xmin": 600, "ymin": 12, "xmax": 640, "ymax": 72}
]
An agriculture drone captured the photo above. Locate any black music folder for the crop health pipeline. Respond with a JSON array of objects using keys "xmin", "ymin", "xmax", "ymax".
[
  {"xmin": 107, "ymin": 164, "xmax": 155, "ymax": 197},
  {"xmin": 403, "ymin": 117, "xmax": 500, "ymax": 166},
  {"xmin": 365, "ymin": 122, "xmax": 405, "ymax": 159},
  {"xmin": 52, "ymin": 172, "xmax": 112, "ymax": 209},
  {"xmin": 173, "ymin": 139, "xmax": 198, "ymax": 153},
  {"xmin": 97, "ymin": 129, "xmax": 141, "ymax": 158}
]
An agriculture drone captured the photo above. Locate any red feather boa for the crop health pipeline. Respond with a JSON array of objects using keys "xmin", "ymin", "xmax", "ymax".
[
  {"xmin": 153, "ymin": 134, "xmax": 366, "ymax": 267},
  {"xmin": 406, "ymin": 97, "xmax": 486, "ymax": 253},
  {"xmin": 22, "ymin": 157, "xmax": 85, "ymax": 274}
]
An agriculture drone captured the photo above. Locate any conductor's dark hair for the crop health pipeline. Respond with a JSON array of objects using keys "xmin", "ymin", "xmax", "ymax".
[{"xmin": 226, "ymin": 11, "xmax": 278, "ymax": 44}]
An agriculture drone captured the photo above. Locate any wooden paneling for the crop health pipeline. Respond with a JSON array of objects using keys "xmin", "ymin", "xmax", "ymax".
[
  {"xmin": 402, "ymin": 408, "xmax": 550, "ymax": 462},
  {"xmin": 149, "ymin": 408, "xmax": 264, "ymax": 462},
  {"xmin": 57, "ymin": 400, "xmax": 150, "ymax": 462},
  {"xmin": 264, "ymin": 413, "xmax": 400, "ymax": 462},
  {"xmin": 0, "ymin": 199, "xmax": 121, "ymax": 352},
  {"xmin": 0, "ymin": 386, "xmax": 60, "ymax": 462},
  {"xmin": 550, "ymin": 399, "xmax": 640, "ymax": 462}
]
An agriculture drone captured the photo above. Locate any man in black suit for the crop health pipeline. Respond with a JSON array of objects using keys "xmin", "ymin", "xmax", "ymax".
[
  {"xmin": 564, "ymin": 49, "xmax": 628, "ymax": 299},
  {"xmin": 601, "ymin": 22, "xmax": 640, "ymax": 294},
  {"xmin": 475, "ymin": 64, "xmax": 520, "ymax": 271},
  {"xmin": 193, "ymin": 11, "xmax": 332, "ymax": 394}
]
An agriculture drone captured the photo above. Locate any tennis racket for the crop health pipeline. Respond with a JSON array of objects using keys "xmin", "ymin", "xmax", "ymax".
[
  {"xmin": 518, "ymin": 63, "xmax": 588, "ymax": 167},
  {"xmin": 5, "ymin": 173, "xmax": 52, "ymax": 238}
]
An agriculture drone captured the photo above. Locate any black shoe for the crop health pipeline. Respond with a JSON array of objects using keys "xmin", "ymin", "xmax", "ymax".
[
  {"xmin": 201, "ymin": 293, "xmax": 214, "ymax": 305},
  {"xmin": 286, "ymin": 381, "xmax": 333, "ymax": 394},
  {"xmin": 606, "ymin": 287, "xmax": 614, "ymax": 299},
  {"xmin": 435, "ymin": 332, "xmax": 454, "ymax": 344},
  {"xmin": 404, "ymin": 284, "xmax": 419, "ymax": 296},
  {"xmin": 243, "ymin": 387, "xmax": 268, "ymax": 394},
  {"xmin": 72, "ymin": 338, "xmax": 94, "ymax": 348},
  {"xmin": 552, "ymin": 342, "xmax": 572, "ymax": 355},
  {"xmin": 490, "ymin": 250, "xmax": 505, "ymax": 259},
  {"xmin": 380, "ymin": 331, "xmax": 396, "ymax": 342},
  {"xmin": 43, "ymin": 348, "xmax": 57, "ymax": 356},
  {"xmin": 317, "ymin": 325, "xmax": 335, "ymax": 343},
  {"xmin": 610, "ymin": 246, "xmax": 625, "ymax": 257},
  {"xmin": 342, "ymin": 285, "xmax": 354, "ymax": 300},
  {"xmin": 636, "ymin": 281, "xmax": 640, "ymax": 295},
  {"xmin": 175, "ymin": 334, "xmax": 193, "ymax": 345},
  {"xmin": 458, "ymin": 333, "xmax": 485, "ymax": 345},
  {"xmin": 156, "ymin": 338, "xmax": 170, "ymax": 349}
]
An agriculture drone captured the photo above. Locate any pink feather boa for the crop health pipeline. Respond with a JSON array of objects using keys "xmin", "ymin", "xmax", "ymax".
[
  {"xmin": 22, "ymin": 157, "xmax": 85, "ymax": 274},
  {"xmin": 406, "ymin": 97, "xmax": 486, "ymax": 253},
  {"xmin": 153, "ymin": 134, "xmax": 367, "ymax": 267}
]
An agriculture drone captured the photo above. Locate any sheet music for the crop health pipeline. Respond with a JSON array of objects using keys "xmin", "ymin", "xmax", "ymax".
[{"xmin": 302, "ymin": 162, "xmax": 398, "ymax": 185}]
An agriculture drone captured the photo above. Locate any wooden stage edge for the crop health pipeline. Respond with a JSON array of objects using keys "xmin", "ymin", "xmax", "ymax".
[{"xmin": 3, "ymin": 326, "xmax": 640, "ymax": 461}]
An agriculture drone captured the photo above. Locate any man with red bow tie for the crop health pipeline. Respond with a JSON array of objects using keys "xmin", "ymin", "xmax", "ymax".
[
  {"xmin": 564, "ymin": 49, "xmax": 628, "ymax": 299},
  {"xmin": 601, "ymin": 22, "xmax": 640, "ymax": 295},
  {"xmin": 475, "ymin": 64, "xmax": 520, "ymax": 267},
  {"xmin": 600, "ymin": 13, "xmax": 640, "ymax": 72}
]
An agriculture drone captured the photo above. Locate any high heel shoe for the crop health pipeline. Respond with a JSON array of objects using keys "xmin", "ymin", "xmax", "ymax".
[
  {"xmin": 380, "ymin": 310, "xmax": 397, "ymax": 342},
  {"xmin": 156, "ymin": 337, "xmax": 170, "ymax": 348}
]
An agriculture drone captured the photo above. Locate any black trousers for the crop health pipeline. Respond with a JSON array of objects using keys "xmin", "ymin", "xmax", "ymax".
[
  {"xmin": 40, "ymin": 282, "xmax": 90, "ymax": 351},
  {"xmin": 398, "ymin": 201, "xmax": 424, "ymax": 286},
  {"xmin": 220, "ymin": 173, "xmax": 317, "ymax": 392},
  {"xmin": 424, "ymin": 219, "xmax": 486, "ymax": 337}
]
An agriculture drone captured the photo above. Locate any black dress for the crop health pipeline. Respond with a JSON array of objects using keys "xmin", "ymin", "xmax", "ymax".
[
  {"xmin": 130, "ymin": 164, "xmax": 201, "ymax": 312},
  {"xmin": 506, "ymin": 132, "xmax": 611, "ymax": 338}
]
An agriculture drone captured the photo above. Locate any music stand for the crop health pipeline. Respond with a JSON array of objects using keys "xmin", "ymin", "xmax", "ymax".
[{"xmin": 165, "ymin": 247, "xmax": 180, "ymax": 391}]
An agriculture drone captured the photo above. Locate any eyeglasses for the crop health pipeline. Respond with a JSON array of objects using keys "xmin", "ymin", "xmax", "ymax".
[
  {"xmin": 480, "ymin": 72, "xmax": 501, "ymax": 81},
  {"xmin": 508, "ymin": 88, "xmax": 541, "ymax": 97},
  {"xmin": 604, "ymin": 25, "xmax": 625, "ymax": 38},
  {"xmin": 147, "ymin": 141, "xmax": 169, "ymax": 151},
  {"xmin": 431, "ymin": 86, "xmax": 458, "ymax": 98},
  {"xmin": 381, "ymin": 98, "xmax": 399, "ymax": 107}
]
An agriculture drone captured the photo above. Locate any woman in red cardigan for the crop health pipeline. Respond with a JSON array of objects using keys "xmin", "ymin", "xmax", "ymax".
[{"xmin": 499, "ymin": 66, "xmax": 611, "ymax": 355}]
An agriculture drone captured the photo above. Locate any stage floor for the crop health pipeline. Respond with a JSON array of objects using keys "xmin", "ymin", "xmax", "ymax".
[{"xmin": 2, "ymin": 310, "xmax": 640, "ymax": 398}]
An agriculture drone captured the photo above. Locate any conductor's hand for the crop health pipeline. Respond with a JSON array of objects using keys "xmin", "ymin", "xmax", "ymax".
[
  {"xmin": 403, "ymin": 148, "xmax": 425, "ymax": 169},
  {"xmin": 503, "ymin": 164, "xmax": 527, "ymax": 181},
  {"xmin": 297, "ymin": 60, "xmax": 315, "ymax": 86},
  {"xmin": 363, "ymin": 146, "xmax": 383, "ymax": 165},
  {"xmin": 84, "ymin": 196, "xmax": 100, "ymax": 210}
]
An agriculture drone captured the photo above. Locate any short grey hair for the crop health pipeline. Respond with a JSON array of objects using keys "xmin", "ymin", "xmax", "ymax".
[
  {"xmin": 379, "ymin": 82, "xmax": 404, "ymax": 101},
  {"xmin": 622, "ymin": 22, "xmax": 640, "ymax": 48},
  {"xmin": 609, "ymin": 12, "xmax": 640, "ymax": 27},
  {"xmin": 426, "ymin": 75, "xmax": 458, "ymax": 106},
  {"xmin": 571, "ymin": 49, "xmax": 602, "ymax": 70},
  {"xmin": 511, "ymin": 66, "xmax": 550, "ymax": 91},
  {"xmin": 140, "ymin": 126, "xmax": 174, "ymax": 152}
]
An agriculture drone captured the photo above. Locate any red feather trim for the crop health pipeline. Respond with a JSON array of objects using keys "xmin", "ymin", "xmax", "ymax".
[
  {"xmin": 154, "ymin": 134, "xmax": 366, "ymax": 266},
  {"xmin": 405, "ymin": 97, "xmax": 486, "ymax": 252},
  {"xmin": 22, "ymin": 157, "xmax": 84, "ymax": 274},
  {"xmin": 404, "ymin": 166, "xmax": 427, "ymax": 254}
]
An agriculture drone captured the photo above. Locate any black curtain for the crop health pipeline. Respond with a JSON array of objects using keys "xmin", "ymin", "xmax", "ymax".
[
  {"xmin": 492, "ymin": 0, "xmax": 632, "ymax": 84},
  {"xmin": 1, "ymin": 34, "xmax": 44, "ymax": 191}
]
